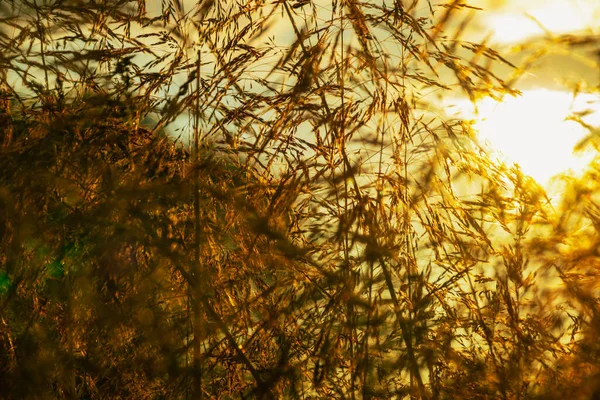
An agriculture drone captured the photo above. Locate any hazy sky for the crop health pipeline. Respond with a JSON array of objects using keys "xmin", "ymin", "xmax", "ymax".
[
  {"xmin": 474, "ymin": 0, "xmax": 599, "ymax": 44},
  {"xmin": 464, "ymin": 0, "xmax": 599, "ymax": 88},
  {"xmin": 440, "ymin": 0, "xmax": 600, "ymax": 186},
  {"xmin": 148, "ymin": 0, "xmax": 599, "ymax": 185}
]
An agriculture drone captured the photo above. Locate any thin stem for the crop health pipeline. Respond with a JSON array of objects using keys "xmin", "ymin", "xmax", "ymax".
[{"xmin": 193, "ymin": 49, "xmax": 204, "ymax": 400}]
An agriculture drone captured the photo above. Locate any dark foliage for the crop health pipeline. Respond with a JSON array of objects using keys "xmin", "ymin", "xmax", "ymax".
[{"xmin": 1, "ymin": 0, "xmax": 600, "ymax": 399}]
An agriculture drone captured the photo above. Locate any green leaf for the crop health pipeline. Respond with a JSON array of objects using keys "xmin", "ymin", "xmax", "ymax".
[
  {"xmin": 0, "ymin": 270, "xmax": 10, "ymax": 295},
  {"xmin": 47, "ymin": 260, "xmax": 65, "ymax": 278}
]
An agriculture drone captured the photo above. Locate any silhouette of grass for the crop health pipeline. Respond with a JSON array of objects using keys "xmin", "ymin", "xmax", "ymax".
[{"xmin": 1, "ymin": 1, "xmax": 600, "ymax": 398}]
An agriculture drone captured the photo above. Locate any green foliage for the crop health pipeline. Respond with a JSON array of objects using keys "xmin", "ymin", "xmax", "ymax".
[
  {"xmin": 1, "ymin": 0, "xmax": 600, "ymax": 399},
  {"xmin": 0, "ymin": 270, "xmax": 10, "ymax": 295}
]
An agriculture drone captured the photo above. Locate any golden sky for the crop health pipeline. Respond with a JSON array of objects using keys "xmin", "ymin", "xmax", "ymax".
[
  {"xmin": 474, "ymin": 0, "xmax": 599, "ymax": 44},
  {"xmin": 448, "ymin": 0, "xmax": 600, "ymax": 188},
  {"xmin": 160, "ymin": 0, "xmax": 599, "ymax": 189}
]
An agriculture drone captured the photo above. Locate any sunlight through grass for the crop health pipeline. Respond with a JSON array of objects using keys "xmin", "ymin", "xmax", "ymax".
[{"xmin": 448, "ymin": 89, "xmax": 599, "ymax": 186}]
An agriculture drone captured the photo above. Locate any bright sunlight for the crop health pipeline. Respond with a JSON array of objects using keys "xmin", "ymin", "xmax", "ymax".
[
  {"xmin": 480, "ymin": 0, "xmax": 600, "ymax": 44},
  {"xmin": 450, "ymin": 89, "xmax": 599, "ymax": 185}
]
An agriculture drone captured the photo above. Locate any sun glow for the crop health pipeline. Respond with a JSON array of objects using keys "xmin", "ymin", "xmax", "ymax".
[
  {"xmin": 450, "ymin": 89, "xmax": 599, "ymax": 186},
  {"xmin": 479, "ymin": 0, "xmax": 600, "ymax": 45}
]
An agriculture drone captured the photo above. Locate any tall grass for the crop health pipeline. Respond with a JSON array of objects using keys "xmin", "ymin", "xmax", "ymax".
[{"xmin": 1, "ymin": 0, "xmax": 600, "ymax": 398}]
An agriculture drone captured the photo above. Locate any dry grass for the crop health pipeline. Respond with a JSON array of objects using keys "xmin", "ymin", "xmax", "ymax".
[{"xmin": 1, "ymin": 0, "xmax": 600, "ymax": 398}]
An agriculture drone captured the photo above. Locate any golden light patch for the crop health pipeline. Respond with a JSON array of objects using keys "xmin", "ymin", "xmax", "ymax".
[
  {"xmin": 473, "ymin": 89, "xmax": 598, "ymax": 185},
  {"xmin": 447, "ymin": 89, "xmax": 599, "ymax": 186},
  {"xmin": 479, "ymin": 0, "xmax": 598, "ymax": 44}
]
